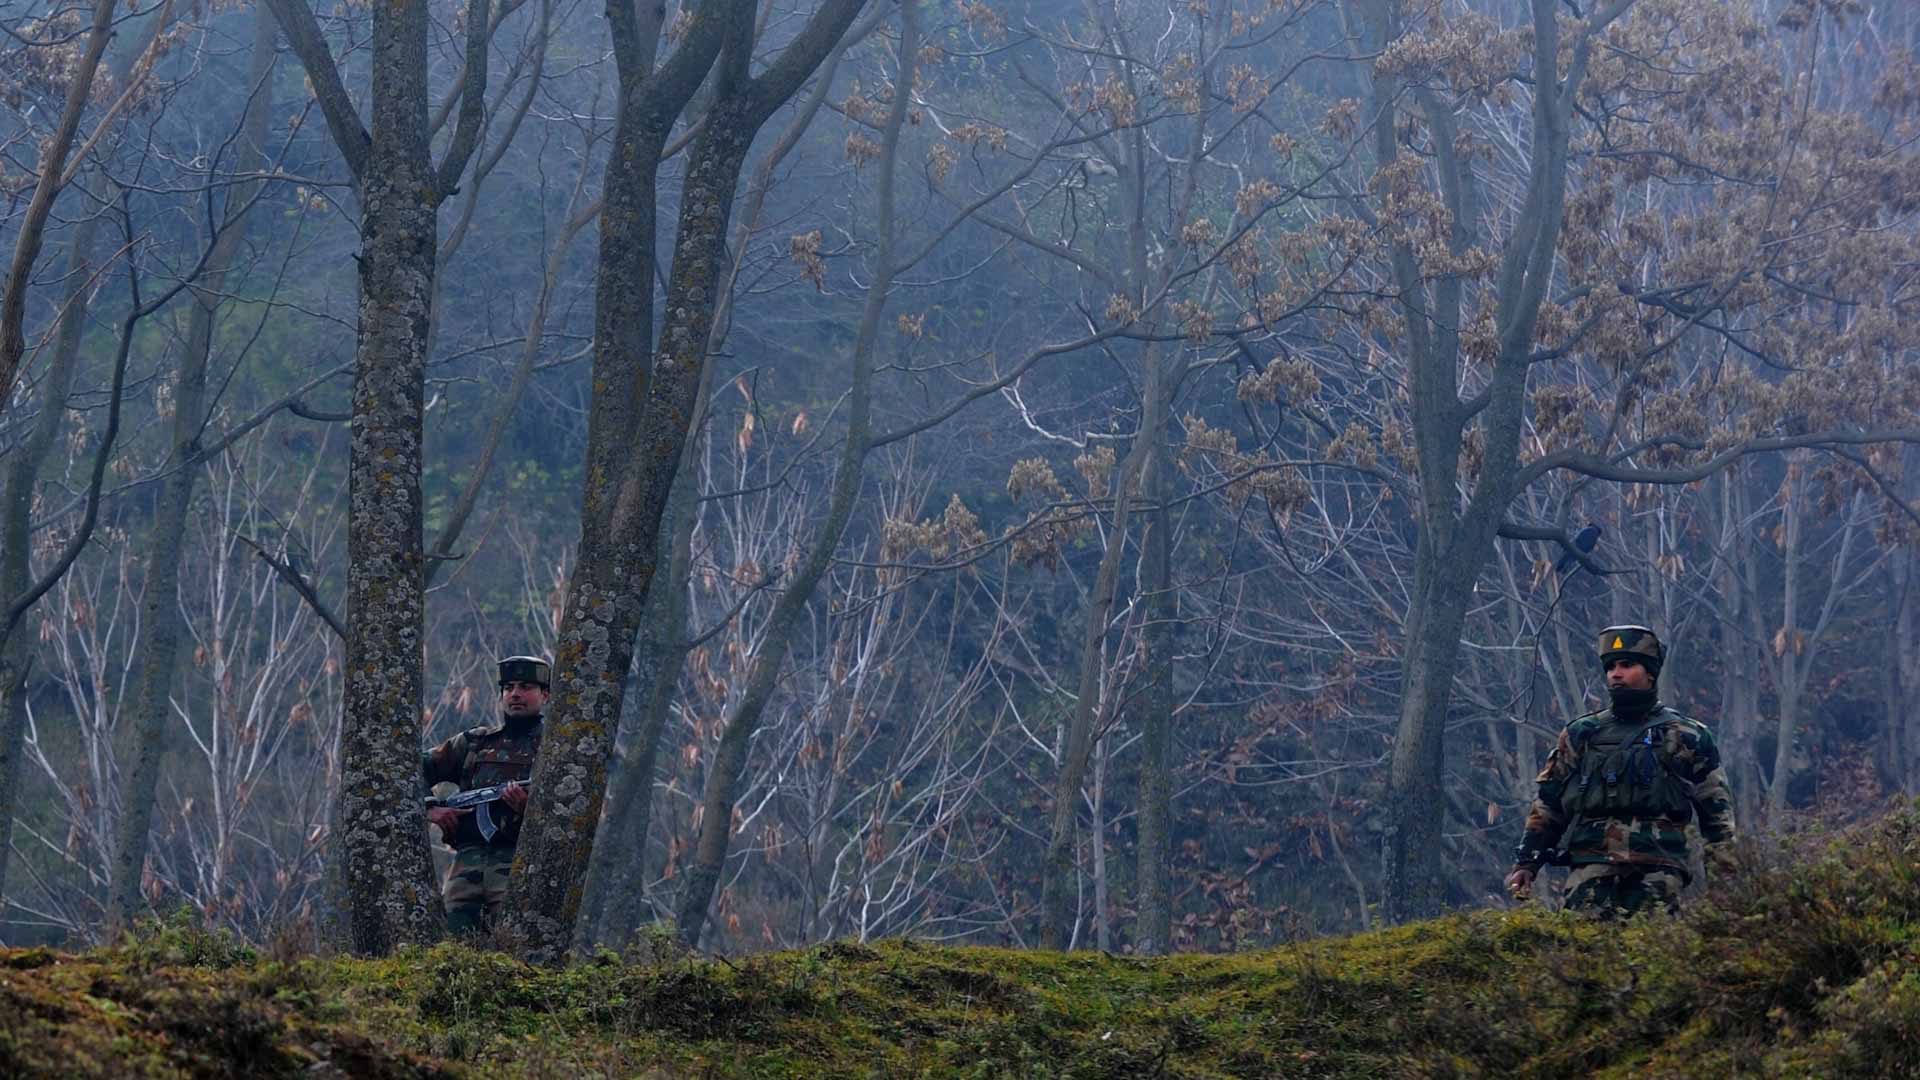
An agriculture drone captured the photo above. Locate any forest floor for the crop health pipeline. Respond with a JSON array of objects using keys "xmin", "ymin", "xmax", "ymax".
[{"xmin": 5, "ymin": 806, "xmax": 1918, "ymax": 1079}]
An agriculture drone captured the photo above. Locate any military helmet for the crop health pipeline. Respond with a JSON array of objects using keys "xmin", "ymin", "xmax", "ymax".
[
  {"xmin": 1597, "ymin": 625, "xmax": 1662, "ymax": 677},
  {"xmin": 497, "ymin": 655, "xmax": 551, "ymax": 689}
]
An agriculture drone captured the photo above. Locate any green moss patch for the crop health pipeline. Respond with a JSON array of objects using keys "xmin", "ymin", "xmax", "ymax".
[{"xmin": 9, "ymin": 808, "xmax": 1920, "ymax": 1078}]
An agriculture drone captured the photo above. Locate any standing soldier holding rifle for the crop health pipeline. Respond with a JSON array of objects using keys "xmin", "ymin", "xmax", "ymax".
[
  {"xmin": 1505, "ymin": 625, "xmax": 1737, "ymax": 916},
  {"xmin": 423, "ymin": 655, "xmax": 548, "ymax": 936}
]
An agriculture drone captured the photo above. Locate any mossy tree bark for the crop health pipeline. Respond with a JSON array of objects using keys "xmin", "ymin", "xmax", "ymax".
[
  {"xmin": 486, "ymin": 0, "xmax": 729, "ymax": 963},
  {"xmin": 573, "ymin": 366, "xmax": 706, "ymax": 950},
  {"xmin": 572, "ymin": 9, "xmax": 872, "ymax": 948},
  {"xmin": 336, "ymin": 18, "xmax": 444, "ymax": 955},
  {"xmin": 502, "ymin": 0, "xmax": 867, "ymax": 964},
  {"xmin": 560, "ymin": 0, "xmax": 751, "ymax": 948},
  {"xmin": 264, "ymin": 0, "xmax": 496, "ymax": 955},
  {"xmin": 105, "ymin": 9, "xmax": 279, "ymax": 936}
]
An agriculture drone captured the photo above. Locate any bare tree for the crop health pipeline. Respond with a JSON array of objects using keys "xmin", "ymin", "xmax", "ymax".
[
  {"xmin": 106, "ymin": 6, "xmax": 280, "ymax": 935},
  {"xmin": 0, "ymin": 200, "xmax": 106, "ymax": 919},
  {"xmin": 670, "ymin": 0, "xmax": 916, "ymax": 949},
  {"xmin": 503, "ymin": 0, "xmax": 867, "ymax": 962},
  {"xmin": 263, "ymin": 0, "xmax": 501, "ymax": 953},
  {"xmin": 0, "ymin": 0, "xmax": 117, "ymax": 416},
  {"xmin": 1338, "ymin": 0, "xmax": 1920, "ymax": 921}
]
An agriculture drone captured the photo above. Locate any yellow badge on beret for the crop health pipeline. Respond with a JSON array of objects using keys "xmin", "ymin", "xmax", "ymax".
[{"xmin": 1613, "ymin": 635, "xmax": 1624, "ymax": 649}]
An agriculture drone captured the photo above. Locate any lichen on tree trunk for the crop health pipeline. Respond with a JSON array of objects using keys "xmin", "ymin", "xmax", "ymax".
[{"xmin": 333, "ymin": 0, "xmax": 449, "ymax": 956}]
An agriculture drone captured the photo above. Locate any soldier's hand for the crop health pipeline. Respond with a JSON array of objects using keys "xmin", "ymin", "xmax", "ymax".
[
  {"xmin": 426, "ymin": 806, "xmax": 467, "ymax": 833},
  {"xmin": 1505, "ymin": 867, "xmax": 1535, "ymax": 900},
  {"xmin": 502, "ymin": 781, "xmax": 528, "ymax": 814}
]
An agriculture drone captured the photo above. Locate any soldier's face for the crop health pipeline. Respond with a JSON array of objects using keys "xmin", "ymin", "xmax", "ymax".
[
  {"xmin": 500, "ymin": 679, "xmax": 549, "ymax": 717},
  {"xmin": 1603, "ymin": 658, "xmax": 1653, "ymax": 690}
]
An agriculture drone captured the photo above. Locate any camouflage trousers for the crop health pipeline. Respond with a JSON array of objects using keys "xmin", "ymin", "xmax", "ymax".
[
  {"xmin": 1563, "ymin": 863, "xmax": 1684, "ymax": 918},
  {"xmin": 442, "ymin": 845, "xmax": 515, "ymax": 936}
]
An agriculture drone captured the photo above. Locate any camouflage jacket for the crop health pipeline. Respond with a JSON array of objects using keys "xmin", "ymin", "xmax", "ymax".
[
  {"xmin": 1513, "ymin": 704, "xmax": 1736, "ymax": 876},
  {"xmin": 422, "ymin": 719, "xmax": 541, "ymax": 850}
]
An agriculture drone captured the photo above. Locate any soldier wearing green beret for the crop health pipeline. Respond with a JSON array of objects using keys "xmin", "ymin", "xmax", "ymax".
[
  {"xmin": 1505, "ymin": 626, "xmax": 1737, "ymax": 916},
  {"xmin": 423, "ymin": 655, "xmax": 549, "ymax": 936}
]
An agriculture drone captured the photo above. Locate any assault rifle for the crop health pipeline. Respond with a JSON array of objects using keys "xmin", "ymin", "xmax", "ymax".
[{"xmin": 425, "ymin": 782, "xmax": 529, "ymax": 843}]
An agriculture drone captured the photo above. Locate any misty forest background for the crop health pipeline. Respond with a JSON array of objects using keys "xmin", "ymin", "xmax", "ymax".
[{"xmin": 2, "ymin": 0, "xmax": 1919, "ymax": 960}]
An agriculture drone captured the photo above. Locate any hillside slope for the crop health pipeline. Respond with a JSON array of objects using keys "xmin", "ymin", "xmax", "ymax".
[{"xmin": 6, "ymin": 808, "xmax": 1918, "ymax": 1078}]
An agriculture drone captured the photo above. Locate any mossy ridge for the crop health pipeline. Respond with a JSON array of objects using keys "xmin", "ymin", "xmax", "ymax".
[
  {"xmin": 0, "ymin": 945, "xmax": 449, "ymax": 1078},
  {"xmin": 7, "ymin": 807, "xmax": 1920, "ymax": 1078}
]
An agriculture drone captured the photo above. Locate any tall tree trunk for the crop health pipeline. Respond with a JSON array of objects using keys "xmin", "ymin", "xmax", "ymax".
[
  {"xmin": 1766, "ymin": 465, "xmax": 1804, "ymax": 823},
  {"xmin": 1091, "ymin": 739, "xmax": 1111, "ymax": 953},
  {"xmin": 1036, "ymin": 0, "xmax": 1202, "ymax": 944},
  {"xmin": 573, "ymin": 5, "xmax": 854, "ymax": 939},
  {"xmin": 266, "ymin": 0, "xmax": 497, "ymax": 956},
  {"xmin": 1645, "ymin": 509, "xmax": 1690, "ymax": 706},
  {"xmin": 1895, "ymin": 450, "xmax": 1920, "ymax": 795},
  {"xmin": 0, "ymin": 206, "xmax": 101, "ymax": 920},
  {"xmin": 336, "ymin": 0, "xmax": 450, "ymax": 955},
  {"xmin": 1879, "ymin": 569, "xmax": 1903, "ymax": 794},
  {"xmin": 106, "ymin": 10, "xmax": 277, "ymax": 935},
  {"xmin": 1713, "ymin": 469, "xmax": 1763, "ymax": 825},
  {"xmin": 1369, "ymin": 0, "xmax": 1612, "ymax": 922},
  {"xmin": 1379, "ymin": 558, "xmax": 1475, "ymax": 922},
  {"xmin": 1898, "ymin": 546, "xmax": 1920, "ymax": 794},
  {"xmin": 1040, "ymin": 346, "xmax": 1168, "ymax": 949},
  {"xmin": 574, "ymin": 367, "xmax": 708, "ymax": 950},
  {"xmin": 672, "ymin": 0, "xmax": 910, "ymax": 949},
  {"xmin": 1132, "ymin": 432, "xmax": 1173, "ymax": 955},
  {"xmin": 1722, "ymin": 624, "xmax": 1763, "ymax": 827},
  {"xmin": 504, "ymin": 0, "xmax": 866, "ymax": 963}
]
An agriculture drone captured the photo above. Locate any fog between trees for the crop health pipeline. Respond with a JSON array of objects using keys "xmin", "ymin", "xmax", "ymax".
[{"xmin": 1, "ymin": 0, "xmax": 1918, "ymax": 959}]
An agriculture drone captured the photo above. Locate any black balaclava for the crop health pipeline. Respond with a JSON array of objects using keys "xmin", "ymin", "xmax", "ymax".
[{"xmin": 1608, "ymin": 683, "xmax": 1658, "ymax": 719}]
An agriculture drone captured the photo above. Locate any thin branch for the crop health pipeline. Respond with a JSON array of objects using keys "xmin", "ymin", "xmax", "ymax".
[{"xmin": 234, "ymin": 534, "xmax": 347, "ymax": 641}]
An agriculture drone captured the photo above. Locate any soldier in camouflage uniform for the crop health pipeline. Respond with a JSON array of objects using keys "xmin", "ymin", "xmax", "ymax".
[
  {"xmin": 1505, "ymin": 626, "xmax": 1736, "ymax": 916},
  {"xmin": 423, "ymin": 655, "xmax": 548, "ymax": 936}
]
